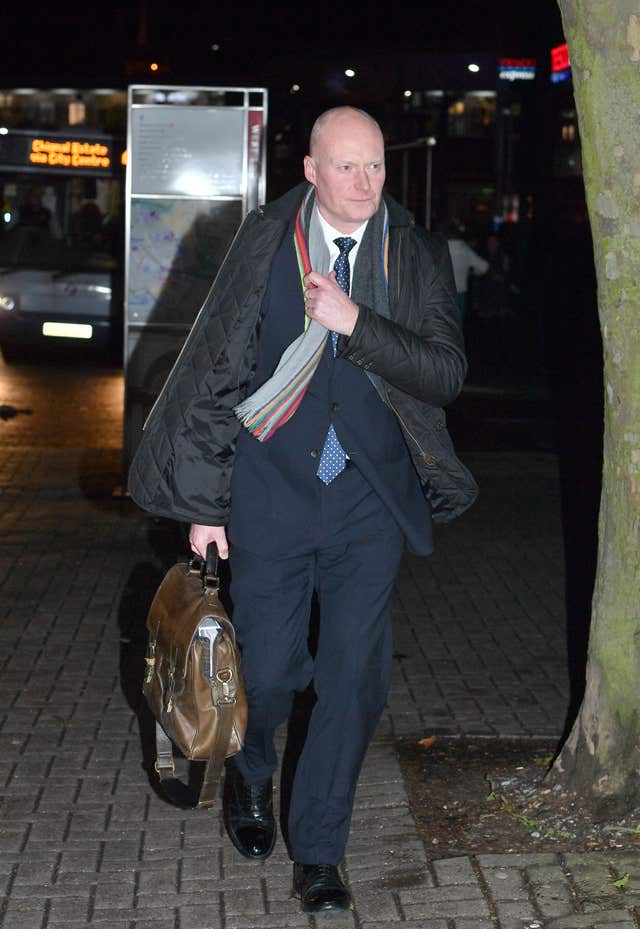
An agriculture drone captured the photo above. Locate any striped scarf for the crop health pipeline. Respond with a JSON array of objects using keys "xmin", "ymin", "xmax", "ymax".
[{"xmin": 234, "ymin": 187, "xmax": 389, "ymax": 441}]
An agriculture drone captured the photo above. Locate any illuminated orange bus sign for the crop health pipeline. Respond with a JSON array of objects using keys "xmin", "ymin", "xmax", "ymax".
[{"xmin": 29, "ymin": 138, "xmax": 111, "ymax": 169}]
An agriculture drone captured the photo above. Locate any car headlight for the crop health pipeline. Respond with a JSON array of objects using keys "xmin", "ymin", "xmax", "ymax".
[{"xmin": 0, "ymin": 294, "xmax": 16, "ymax": 312}]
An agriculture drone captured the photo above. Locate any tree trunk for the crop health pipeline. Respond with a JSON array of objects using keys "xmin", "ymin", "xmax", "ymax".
[{"xmin": 550, "ymin": 0, "xmax": 640, "ymax": 816}]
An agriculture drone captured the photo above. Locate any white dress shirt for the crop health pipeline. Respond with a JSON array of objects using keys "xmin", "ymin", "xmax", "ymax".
[{"xmin": 315, "ymin": 210, "xmax": 368, "ymax": 297}]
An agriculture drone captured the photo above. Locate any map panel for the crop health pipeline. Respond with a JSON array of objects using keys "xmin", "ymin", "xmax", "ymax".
[{"xmin": 127, "ymin": 198, "xmax": 242, "ymax": 325}]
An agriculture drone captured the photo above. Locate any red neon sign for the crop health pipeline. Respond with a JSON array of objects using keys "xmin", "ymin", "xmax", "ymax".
[
  {"xmin": 551, "ymin": 43, "xmax": 570, "ymax": 73},
  {"xmin": 499, "ymin": 58, "xmax": 536, "ymax": 68}
]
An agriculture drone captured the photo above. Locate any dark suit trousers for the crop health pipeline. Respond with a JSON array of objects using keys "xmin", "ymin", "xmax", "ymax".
[{"xmin": 229, "ymin": 464, "xmax": 405, "ymax": 865}]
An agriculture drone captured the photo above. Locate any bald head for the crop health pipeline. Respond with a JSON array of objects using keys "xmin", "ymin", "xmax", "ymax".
[
  {"xmin": 303, "ymin": 107, "xmax": 385, "ymax": 233},
  {"xmin": 309, "ymin": 107, "xmax": 383, "ymax": 157}
]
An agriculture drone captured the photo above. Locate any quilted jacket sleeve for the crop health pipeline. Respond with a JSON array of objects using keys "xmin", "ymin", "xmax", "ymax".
[
  {"xmin": 167, "ymin": 340, "xmax": 253, "ymax": 526},
  {"xmin": 341, "ymin": 229, "xmax": 466, "ymax": 408},
  {"xmin": 128, "ymin": 327, "xmax": 258, "ymax": 527}
]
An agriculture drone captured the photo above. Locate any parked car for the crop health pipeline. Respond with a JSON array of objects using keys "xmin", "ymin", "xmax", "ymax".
[{"xmin": 0, "ymin": 226, "xmax": 122, "ymax": 362}]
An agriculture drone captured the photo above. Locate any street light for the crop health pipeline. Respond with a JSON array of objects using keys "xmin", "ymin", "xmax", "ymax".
[
  {"xmin": 468, "ymin": 63, "xmax": 480, "ymax": 73},
  {"xmin": 344, "ymin": 68, "xmax": 355, "ymax": 78}
]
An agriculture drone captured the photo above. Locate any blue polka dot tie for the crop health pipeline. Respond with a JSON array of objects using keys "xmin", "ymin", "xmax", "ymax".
[{"xmin": 316, "ymin": 236, "xmax": 356, "ymax": 485}]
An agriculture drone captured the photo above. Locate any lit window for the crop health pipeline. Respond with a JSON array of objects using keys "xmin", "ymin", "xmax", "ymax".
[{"xmin": 68, "ymin": 100, "xmax": 86, "ymax": 125}]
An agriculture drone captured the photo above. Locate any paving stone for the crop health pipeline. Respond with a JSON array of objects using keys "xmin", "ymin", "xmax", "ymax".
[
  {"xmin": 222, "ymin": 888, "xmax": 267, "ymax": 916},
  {"xmin": 349, "ymin": 891, "xmax": 400, "ymax": 920},
  {"xmin": 174, "ymin": 905, "xmax": 224, "ymax": 929},
  {"xmin": 563, "ymin": 854, "xmax": 619, "ymax": 902},
  {"xmin": 482, "ymin": 865, "xmax": 529, "ymax": 900},
  {"xmin": 401, "ymin": 884, "xmax": 489, "ymax": 919},
  {"xmin": 224, "ymin": 915, "xmax": 312, "ymax": 929},
  {"xmin": 266, "ymin": 896, "xmax": 306, "ymax": 916},
  {"xmin": 545, "ymin": 911, "xmax": 635, "ymax": 928},
  {"xmin": 93, "ymin": 882, "xmax": 137, "ymax": 909},
  {"xmin": 1, "ymin": 900, "xmax": 47, "ymax": 929},
  {"xmin": 137, "ymin": 866, "xmax": 179, "ymax": 895},
  {"xmin": 453, "ymin": 921, "xmax": 499, "ymax": 929},
  {"xmin": 13, "ymin": 859, "xmax": 56, "ymax": 886},
  {"xmin": 478, "ymin": 852, "xmax": 561, "ymax": 868},
  {"xmin": 592, "ymin": 920, "xmax": 636, "ymax": 929},
  {"xmin": 534, "ymin": 881, "xmax": 576, "ymax": 918},
  {"xmin": 526, "ymin": 863, "xmax": 570, "ymax": 884},
  {"xmin": 361, "ymin": 923, "xmax": 447, "ymax": 929},
  {"xmin": 433, "ymin": 857, "xmax": 476, "ymax": 885},
  {"xmin": 493, "ymin": 901, "xmax": 542, "ymax": 929},
  {"xmin": 47, "ymin": 896, "xmax": 92, "ymax": 922},
  {"xmin": 133, "ymin": 919, "xmax": 177, "ymax": 929},
  {"xmin": 47, "ymin": 922, "xmax": 132, "ymax": 929},
  {"xmin": 182, "ymin": 854, "xmax": 221, "ymax": 882}
]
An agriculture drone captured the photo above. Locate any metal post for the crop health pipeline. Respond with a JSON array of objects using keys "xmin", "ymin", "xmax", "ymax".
[
  {"xmin": 425, "ymin": 137, "xmax": 436, "ymax": 231},
  {"xmin": 386, "ymin": 137, "xmax": 437, "ymax": 228},
  {"xmin": 401, "ymin": 149, "xmax": 409, "ymax": 208}
]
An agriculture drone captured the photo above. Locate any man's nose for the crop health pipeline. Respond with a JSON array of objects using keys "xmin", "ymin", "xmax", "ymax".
[{"xmin": 354, "ymin": 169, "xmax": 371, "ymax": 190}]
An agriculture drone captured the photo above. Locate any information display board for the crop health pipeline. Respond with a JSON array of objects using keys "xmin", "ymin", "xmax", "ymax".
[
  {"xmin": 130, "ymin": 107, "xmax": 245, "ymax": 197},
  {"xmin": 123, "ymin": 86, "xmax": 267, "ymax": 466}
]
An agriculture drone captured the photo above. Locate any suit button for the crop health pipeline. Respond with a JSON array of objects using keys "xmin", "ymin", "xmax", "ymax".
[
  {"xmin": 331, "ymin": 402, "xmax": 339, "ymax": 412},
  {"xmin": 310, "ymin": 449, "xmax": 319, "ymax": 459}
]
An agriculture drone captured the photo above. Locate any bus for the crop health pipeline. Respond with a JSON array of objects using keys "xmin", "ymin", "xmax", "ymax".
[{"xmin": 0, "ymin": 118, "xmax": 125, "ymax": 361}]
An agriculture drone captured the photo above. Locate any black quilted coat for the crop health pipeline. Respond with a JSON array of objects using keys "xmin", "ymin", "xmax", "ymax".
[{"xmin": 128, "ymin": 183, "xmax": 478, "ymax": 526}]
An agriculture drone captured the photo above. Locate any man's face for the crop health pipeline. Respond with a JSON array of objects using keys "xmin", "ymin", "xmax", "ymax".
[{"xmin": 303, "ymin": 113, "xmax": 385, "ymax": 233}]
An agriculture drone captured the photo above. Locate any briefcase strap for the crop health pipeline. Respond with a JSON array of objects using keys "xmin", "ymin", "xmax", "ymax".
[{"xmin": 154, "ymin": 703, "xmax": 235, "ymax": 809}]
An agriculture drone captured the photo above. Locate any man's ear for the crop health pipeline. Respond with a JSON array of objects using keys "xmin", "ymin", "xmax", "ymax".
[{"xmin": 303, "ymin": 155, "xmax": 316, "ymax": 185}]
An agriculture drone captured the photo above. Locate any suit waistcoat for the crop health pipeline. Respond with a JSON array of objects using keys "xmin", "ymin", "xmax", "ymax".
[{"xmin": 228, "ymin": 223, "xmax": 432, "ymax": 556}]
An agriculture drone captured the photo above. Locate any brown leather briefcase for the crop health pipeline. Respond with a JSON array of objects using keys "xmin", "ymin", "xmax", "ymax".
[{"xmin": 143, "ymin": 545, "xmax": 247, "ymax": 809}]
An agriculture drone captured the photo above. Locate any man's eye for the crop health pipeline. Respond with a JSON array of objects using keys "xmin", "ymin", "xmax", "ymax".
[{"xmin": 338, "ymin": 165, "xmax": 351, "ymax": 172}]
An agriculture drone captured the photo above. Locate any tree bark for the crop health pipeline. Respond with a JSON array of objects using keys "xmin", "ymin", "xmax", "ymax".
[{"xmin": 551, "ymin": 0, "xmax": 640, "ymax": 816}]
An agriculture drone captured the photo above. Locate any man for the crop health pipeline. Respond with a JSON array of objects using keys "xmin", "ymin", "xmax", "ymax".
[
  {"xmin": 446, "ymin": 222, "xmax": 489, "ymax": 319},
  {"xmin": 129, "ymin": 107, "xmax": 475, "ymax": 914}
]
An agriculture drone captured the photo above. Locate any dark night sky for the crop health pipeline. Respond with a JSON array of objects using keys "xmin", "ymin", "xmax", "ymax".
[{"xmin": 1, "ymin": 1, "xmax": 565, "ymax": 88}]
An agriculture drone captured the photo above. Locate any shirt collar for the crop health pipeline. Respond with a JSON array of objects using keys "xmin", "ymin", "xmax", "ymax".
[{"xmin": 314, "ymin": 206, "xmax": 368, "ymax": 249}]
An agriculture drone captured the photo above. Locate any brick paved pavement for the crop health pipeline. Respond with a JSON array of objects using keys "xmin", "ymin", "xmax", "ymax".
[{"xmin": 2, "ymin": 445, "xmax": 635, "ymax": 929}]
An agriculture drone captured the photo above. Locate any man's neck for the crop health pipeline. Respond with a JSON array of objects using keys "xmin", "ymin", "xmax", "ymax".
[{"xmin": 315, "ymin": 205, "xmax": 368, "ymax": 242}]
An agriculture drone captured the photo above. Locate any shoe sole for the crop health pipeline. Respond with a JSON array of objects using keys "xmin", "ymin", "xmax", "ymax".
[{"xmin": 301, "ymin": 901, "xmax": 353, "ymax": 915}]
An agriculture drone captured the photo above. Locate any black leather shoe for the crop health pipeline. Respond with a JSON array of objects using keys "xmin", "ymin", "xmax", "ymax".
[
  {"xmin": 222, "ymin": 759, "xmax": 276, "ymax": 860},
  {"xmin": 293, "ymin": 863, "xmax": 352, "ymax": 914}
]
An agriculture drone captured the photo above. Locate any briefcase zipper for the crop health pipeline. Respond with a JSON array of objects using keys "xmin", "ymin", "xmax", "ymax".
[{"xmin": 144, "ymin": 637, "xmax": 156, "ymax": 684}]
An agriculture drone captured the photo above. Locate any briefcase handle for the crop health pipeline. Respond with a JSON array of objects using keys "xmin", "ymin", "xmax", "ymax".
[
  {"xmin": 204, "ymin": 542, "xmax": 219, "ymax": 592},
  {"xmin": 188, "ymin": 541, "xmax": 219, "ymax": 593}
]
